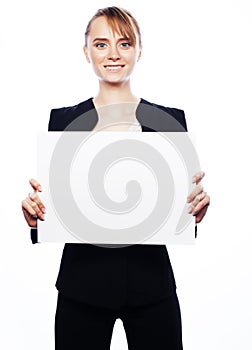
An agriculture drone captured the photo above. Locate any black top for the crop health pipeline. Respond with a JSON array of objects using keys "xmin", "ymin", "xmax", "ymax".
[{"xmin": 31, "ymin": 97, "xmax": 197, "ymax": 308}]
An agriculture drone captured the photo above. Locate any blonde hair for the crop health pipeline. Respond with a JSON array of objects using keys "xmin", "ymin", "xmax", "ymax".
[{"xmin": 84, "ymin": 6, "xmax": 142, "ymax": 48}]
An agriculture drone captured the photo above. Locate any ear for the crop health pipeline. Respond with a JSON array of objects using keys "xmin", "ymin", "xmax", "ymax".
[{"xmin": 83, "ymin": 46, "xmax": 91, "ymax": 63}]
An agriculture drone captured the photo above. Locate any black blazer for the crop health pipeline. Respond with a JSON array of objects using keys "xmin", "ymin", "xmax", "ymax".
[{"xmin": 31, "ymin": 97, "xmax": 196, "ymax": 308}]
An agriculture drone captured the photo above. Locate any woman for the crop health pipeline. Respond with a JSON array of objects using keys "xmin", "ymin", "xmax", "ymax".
[{"xmin": 22, "ymin": 7, "xmax": 210, "ymax": 349}]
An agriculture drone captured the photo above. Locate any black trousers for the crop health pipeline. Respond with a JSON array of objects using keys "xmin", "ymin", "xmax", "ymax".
[{"xmin": 55, "ymin": 290, "xmax": 183, "ymax": 350}]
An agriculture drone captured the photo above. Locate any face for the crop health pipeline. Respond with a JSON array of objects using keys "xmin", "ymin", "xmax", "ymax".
[{"xmin": 84, "ymin": 16, "xmax": 141, "ymax": 84}]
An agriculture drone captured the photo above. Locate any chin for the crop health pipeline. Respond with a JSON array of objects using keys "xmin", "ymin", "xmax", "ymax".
[{"xmin": 101, "ymin": 77, "xmax": 128, "ymax": 85}]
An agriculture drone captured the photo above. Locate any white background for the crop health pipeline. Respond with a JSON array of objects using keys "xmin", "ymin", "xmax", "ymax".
[{"xmin": 0, "ymin": 0, "xmax": 252, "ymax": 349}]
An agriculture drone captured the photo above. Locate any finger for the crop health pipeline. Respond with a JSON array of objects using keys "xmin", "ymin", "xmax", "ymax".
[
  {"xmin": 195, "ymin": 205, "xmax": 209, "ymax": 224},
  {"xmin": 187, "ymin": 184, "xmax": 203, "ymax": 203},
  {"xmin": 29, "ymin": 178, "xmax": 42, "ymax": 192},
  {"xmin": 22, "ymin": 199, "xmax": 37, "ymax": 217},
  {"xmin": 22, "ymin": 209, "xmax": 38, "ymax": 227},
  {"xmin": 190, "ymin": 191, "xmax": 206, "ymax": 208},
  {"xmin": 192, "ymin": 171, "xmax": 205, "ymax": 185},
  {"xmin": 192, "ymin": 194, "xmax": 210, "ymax": 216},
  {"xmin": 188, "ymin": 196, "xmax": 200, "ymax": 213},
  {"xmin": 22, "ymin": 202, "xmax": 38, "ymax": 227},
  {"xmin": 28, "ymin": 192, "xmax": 46, "ymax": 213},
  {"xmin": 26, "ymin": 198, "xmax": 45, "ymax": 220}
]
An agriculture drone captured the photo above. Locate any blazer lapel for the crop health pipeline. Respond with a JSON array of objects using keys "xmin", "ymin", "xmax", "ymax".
[{"xmin": 63, "ymin": 97, "xmax": 185, "ymax": 132}]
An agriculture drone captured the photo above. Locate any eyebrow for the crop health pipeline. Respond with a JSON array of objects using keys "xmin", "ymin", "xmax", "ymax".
[
  {"xmin": 92, "ymin": 38, "xmax": 109, "ymax": 43},
  {"xmin": 92, "ymin": 37, "xmax": 131, "ymax": 43}
]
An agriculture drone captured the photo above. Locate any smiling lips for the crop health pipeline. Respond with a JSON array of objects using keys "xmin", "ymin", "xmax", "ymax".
[{"xmin": 104, "ymin": 64, "xmax": 125, "ymax": 71}]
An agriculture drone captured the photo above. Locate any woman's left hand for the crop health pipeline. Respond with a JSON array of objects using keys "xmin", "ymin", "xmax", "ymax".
[{"xmin": 187, "ymin": 171, "xmax": 210, "ymax": 224}]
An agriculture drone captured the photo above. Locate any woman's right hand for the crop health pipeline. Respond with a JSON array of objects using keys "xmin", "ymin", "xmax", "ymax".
[{"xmin": 21, "ymin": 179, "xmax": 46, "ymax": 228}]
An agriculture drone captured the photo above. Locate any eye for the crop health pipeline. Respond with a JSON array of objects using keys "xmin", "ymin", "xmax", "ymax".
[
  {"xmin": 95, "ymin": 42, "xmax": 107, "ymax": 49},
  {"xmin": 120, "ymin": 42, "xmax": 131, "ymax": 48}
]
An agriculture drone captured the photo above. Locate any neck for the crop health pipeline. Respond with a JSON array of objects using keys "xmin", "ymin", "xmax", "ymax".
[{"xmin": 93, "ymin": 80, "xmax": 139, "ymax": 107}]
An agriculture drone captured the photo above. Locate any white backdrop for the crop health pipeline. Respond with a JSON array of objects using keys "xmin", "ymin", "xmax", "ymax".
[{"xmin": 1, "ymin": 0, "xmax": 252, "ymax": 349}]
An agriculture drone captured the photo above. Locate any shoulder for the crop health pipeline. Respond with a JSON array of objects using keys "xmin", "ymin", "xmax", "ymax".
[
  {"xmin": 48, "ymin": 98, "xmax": 94, "ymax": 131},
  {"xmin": 140, "ymin": 98, "xmax": 188, "ymax": 131}
]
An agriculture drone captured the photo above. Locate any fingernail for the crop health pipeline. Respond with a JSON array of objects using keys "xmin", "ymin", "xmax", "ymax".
[
  {"xmin": 41, "ymin": 214, "xmax": 45, "ymax": 220},
  {"xmin": 38, "ymin": 185, "xmax": 42, "ymax": 191},
  {"xmin": 42, "ymin": 208, "xmax": 46, "ymax": 213}
]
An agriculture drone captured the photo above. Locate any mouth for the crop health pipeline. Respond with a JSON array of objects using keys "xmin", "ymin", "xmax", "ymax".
[{"xmin": 104, "ymin": 65, "xmax": 125, "ymax": 71}]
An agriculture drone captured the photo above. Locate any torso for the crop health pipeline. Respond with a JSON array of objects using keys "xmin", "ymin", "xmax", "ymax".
[{"xmin": 49, "ymin": 96, "xmax": 186, "ymax": 307}]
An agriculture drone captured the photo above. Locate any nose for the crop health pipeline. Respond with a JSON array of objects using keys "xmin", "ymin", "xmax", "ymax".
[{"xmin": 108, "ymin": 44, "xmax": 120, "ymax": 61}]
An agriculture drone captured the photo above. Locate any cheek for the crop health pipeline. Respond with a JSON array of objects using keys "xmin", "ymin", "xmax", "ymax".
[
  {"xmin": 90, "ymin": 50, "xmax": 107, "ymax": 63},
  {"xmin": 126, "ymin": 55, "xmax": 138, "ymax": 69},
  {"xmin": 123, "ymin": 51, "xmax": 138, "ymax": 64}
]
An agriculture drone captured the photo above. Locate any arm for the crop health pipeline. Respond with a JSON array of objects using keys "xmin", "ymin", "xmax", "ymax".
[
  {"xmin": 187, "ymin": 171, "xmax": 210, "ymax": 226},
  {"xmin": 25, "ymin": 109, "xmax": 58, "ymax": 243},
  {"xmin": 167, "ymin": 108, "xmax": 210, "ymax": 237},
  {"xmin": 21, "ymin": 179, "xmax": 46, "ymax": 243}
]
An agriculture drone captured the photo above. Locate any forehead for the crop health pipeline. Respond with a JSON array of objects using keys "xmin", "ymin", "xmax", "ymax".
[{"xmin": 88, "ymin": 17, "xmax": 124, "ymax": 38}]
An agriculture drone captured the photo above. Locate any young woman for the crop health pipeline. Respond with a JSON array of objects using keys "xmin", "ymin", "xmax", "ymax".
[{"xmin": 22, "ymin": 7, "xmax": 210, "ymax": 349}]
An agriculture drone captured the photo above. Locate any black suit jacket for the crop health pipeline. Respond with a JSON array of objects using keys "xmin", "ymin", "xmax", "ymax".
[{"xmin": 31, "ymin": 97, "xmax": 196, "ymax": 308}]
